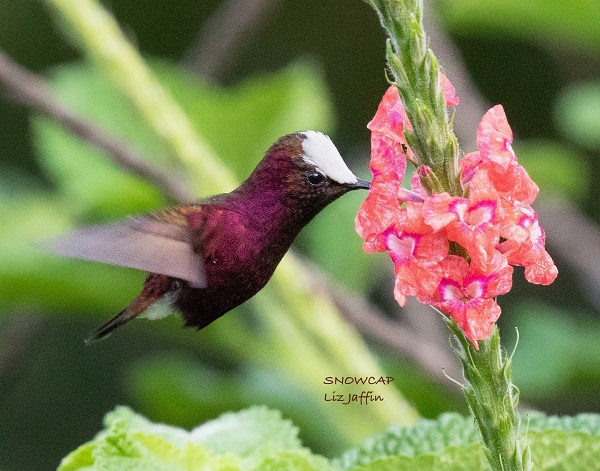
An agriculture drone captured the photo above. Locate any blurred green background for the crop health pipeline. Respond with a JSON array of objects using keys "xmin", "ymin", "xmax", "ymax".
[{"xmin": 1, "ymin": 0, "xmax": 600, "ymax": 470}]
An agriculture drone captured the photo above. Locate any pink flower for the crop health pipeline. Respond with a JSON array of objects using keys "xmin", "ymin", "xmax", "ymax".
[
  {"xmin": 383, "ymin": 203, "xmax": 448, "ymax": 305},
  {"xmin": 356, "ymin": 135, "xmax": 408, "ymax": 252},
  {"xmin": 368, "ymin": 85, "xmax": 413, "ymax": 156},
  {"xmin": 423, "ymin": 170, "xmax": 501, "ymax": 271},
  {"xmin": 463, "ymin": 106, "xmax": 540, "ymax": 205},
  {"xmin": 460, "ymin": 151, "xmax": 539, "ymax": 206},
  {"xmin": 357, "ymin": 86, "xmax": 411, "ymax": 252},
  {"xmin": 476, "ymin": 105, "xmax": 515, "ymax": 169},
  {"xmin": 356, "ymin": 173, "xmax": 402, "ymax": 252},
  {"xmin": 498, "ymin": 204, "xmax": 558, "ymax": 285},
  {"xmin": 420, "ymin": 255, "xmax": 513, "ymax": 348},
  {"xmin": 356, "ymin": 84, "xmax": 557, "ymax": 348},
  {"xmin": 440, "ymin": 73, "xmax": 459, "ymax": 107}
]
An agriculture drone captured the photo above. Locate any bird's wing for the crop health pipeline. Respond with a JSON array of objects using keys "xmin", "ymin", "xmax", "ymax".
[
  {"xmin": 185, "ymin": 206, "xmax": 248, "ymax": 257},
  {"xmin": 47, "ymin": 217, "xmax": 206, "ymax": 288}
]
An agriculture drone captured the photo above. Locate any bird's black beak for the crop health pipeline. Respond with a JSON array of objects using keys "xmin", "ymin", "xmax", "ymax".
[{"xmin": 349, "ymin": 178, "xmax": 371, "ymax": 190}]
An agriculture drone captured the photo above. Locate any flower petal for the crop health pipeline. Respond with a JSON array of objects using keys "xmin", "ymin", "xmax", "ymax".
[
  {"xmin": 524, "ymin": 250, "xmax": 558, "ymax": 285},
  {"xmin": 440, "ymin": 72, "xmax": 459, "ymax": 107},
  {"xmin": 422, "ymin": 193, "xmax": 461, "ymax": 231},
  {"xmin": 476, "ymin": 105, "xmax": 516, "ymax": 169},
  {"xmin": 368, "ymin": 85, "xmax": 413, "ymax": 141},
  {"xmin": 355, "ymin": 175, "xmax": 401, "ymax": 252}
]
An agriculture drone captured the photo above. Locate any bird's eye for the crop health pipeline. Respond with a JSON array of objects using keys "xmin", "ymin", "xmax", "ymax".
[{"xmin": 307, "ymin": 172, "xmax": 325, "ymax": 186}]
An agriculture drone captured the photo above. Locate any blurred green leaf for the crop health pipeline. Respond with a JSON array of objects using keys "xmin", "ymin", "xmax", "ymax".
[
  {"xmin": 152, "ymin": 59, "xmax": 335, "ymax": 181},
  {"xmin": 125, "ymin": 355, "xmax": 351, "ymax": 455},
  {"xmin": 34, "ymin": 60, "xmax": 334, "ymax": 220},
  {"xmin": 33, "ymin": 116, "xmax": 167, "ymax": 219},
  {"xmin": 509, "ymin": 302, "xmax": 600, "ymax": 401},
  {"xmin": 513, "ymin": 139, "xmax": 590, "ymax": 201},
  {"xmin": 2, "ymin": 59, "xmax": 335, "ymax": 315},
  {"xmin": 438, "ymin": 0, "xmax": 600, "ymax": 54},
  {"xmin": 297, "ymin": 190, "xmax": 377, "ymax": 292},
  {"xmin": 554, "ymin": 80, "xmax": 600, "ymax": 150}
]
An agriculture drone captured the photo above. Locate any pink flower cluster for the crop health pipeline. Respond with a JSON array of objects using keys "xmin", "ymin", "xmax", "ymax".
[{"xmin": 356, "ymin": 84, "xmax": 558, "ymax": 347}]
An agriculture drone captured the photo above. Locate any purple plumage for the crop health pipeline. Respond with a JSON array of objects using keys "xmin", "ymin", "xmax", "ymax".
[{"xmin": 48, "ymin": 131, "xmax": 370, "ymax": 343}]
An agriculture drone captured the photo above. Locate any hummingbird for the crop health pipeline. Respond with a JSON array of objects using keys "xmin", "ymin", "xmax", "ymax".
[{"xmin": 49, "ymin": 131, "xmax": 370, "ymax": 344}]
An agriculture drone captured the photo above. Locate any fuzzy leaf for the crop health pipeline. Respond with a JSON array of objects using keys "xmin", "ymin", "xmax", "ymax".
[
  {"xmin": 337, "ymin": 412, "xmax": 600, "ymax": 471},
  {"xmin": 345, "ymin": 444, "xmax": 487, "ymax": 471},
  {"xmin": 189, "ymin": 407, "xmax": 302, "ymax": 461},
  {"xmin": 57, "ymin": 406, "xmax": 317, "ymax": 471},
  {"xmin": 58, "ymin": 408, "xmax": 600, "ymax": 471},
  {"xmin": 335, "ymin": 413, "xmax": 479, "ymax": 469}
]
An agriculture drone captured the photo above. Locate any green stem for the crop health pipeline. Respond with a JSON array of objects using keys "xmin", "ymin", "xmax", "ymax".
[
  {"xmin": 446, "ymin": 319, "xmax": 532, "ymax": 471},
  {"xmin": 272, "ymin": 255, "xmax": 419, "ymax": 427},
  {"xmin": 366, "ymin": 0, "xmax": 461, "ymax": 196},
  {"xmin": 44, "ymin": 0, "xmax": 237, "ymax": 197}
]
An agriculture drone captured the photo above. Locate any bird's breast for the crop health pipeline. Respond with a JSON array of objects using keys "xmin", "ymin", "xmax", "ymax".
[{"xmin": 175, "ymin": 198, "xmax": 305, "ymax": 328}]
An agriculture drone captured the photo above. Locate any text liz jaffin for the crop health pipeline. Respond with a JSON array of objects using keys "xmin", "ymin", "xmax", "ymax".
[{"xmin": 323, "ymin": 376, "xmax": 394, "ymax": 405}]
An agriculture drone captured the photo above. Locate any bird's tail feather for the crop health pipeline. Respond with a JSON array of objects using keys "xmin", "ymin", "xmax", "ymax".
[
  {"xmin": 85, "ymin": 273, "xmax": 174, "ymax": 345},
  {"xmin": 85, "ymin": 309, "xmax": 135, "ymax": 345}
]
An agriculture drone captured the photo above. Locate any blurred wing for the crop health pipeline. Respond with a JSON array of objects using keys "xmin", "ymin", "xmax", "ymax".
[{"xmin": 47, "ymin": 218, "xmax": 206, "ymax": 288}]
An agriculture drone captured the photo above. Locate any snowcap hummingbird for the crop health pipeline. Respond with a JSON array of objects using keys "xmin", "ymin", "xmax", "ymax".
[{"xmin": 50, "ymin": 131, "xmax": 370, "ymax": 344}]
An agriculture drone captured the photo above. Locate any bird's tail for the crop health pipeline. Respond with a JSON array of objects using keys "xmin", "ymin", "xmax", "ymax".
[
  {"xmin": 85, "ymin": 309, "xmax": 136, "ymax": 345},
  {"xmin": 85, "ymin": 273, "xmax": 174, "ymax": 345}
]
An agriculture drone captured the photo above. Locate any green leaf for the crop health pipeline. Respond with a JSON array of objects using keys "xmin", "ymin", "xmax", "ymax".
[
  {"xmin": 345, "ymin": 444, "xmax": 487, "ymax": 471},
  {"xmin": 335, "ymin": 413, "xmax": 480, "ymax": 470},
  {"xmin": 34, "ymin": 60, "xmax": 334, "ymax": 219},
  {"xmin": 526, "ymin": 425, "xmax": 600, "ymax": 471},
  {"xmin": 509, "ymin": 303, "xmax": 600, "ymax": 400},
  {"xmin": 555, "ymin": 80, "xmax": 600, "ymax": 150},
  {"xmin": 57, "ymin": 441, "xmax": 96, "ymax": 471},
  {"xmin": 256, "ymin": 451, "xmax": 333, "ymax": 471},
  {"xmin": 190, "ymin": 407, "xmax": 302, "ymax": 460},
  {"xmin": 58, "ymin": 407, "xmax": 600, "ymax": 471},
  {"xmin": 504, "ymin": 415, "xmax": 600, "ymax": 469},
  {"xmin": 527, "ymin": 412, "xmax": 600, "ymax": 436},
  {"xmin": 438, "ymin": 0, "xmax": 600, "ymax": 54},
  {"xmin": 337, "ymin": 412, "xmax": 600, "ymax": 471},
  {"xmin": 513, "ymin": 140, "xmax": 590, "ymax": 201},
  {"xmin": 58, "ymin": 406, "xmax": 321, "ymax": 471}
]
